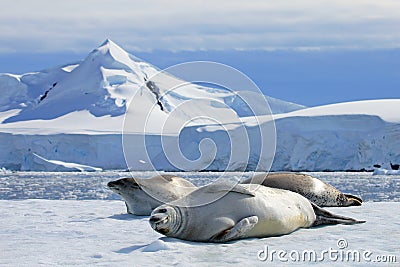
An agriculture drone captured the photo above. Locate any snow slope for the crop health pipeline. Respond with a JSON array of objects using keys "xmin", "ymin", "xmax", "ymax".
[{"xmin": 274, "ymin": 100, "xmax": 400, "ymax": 123}]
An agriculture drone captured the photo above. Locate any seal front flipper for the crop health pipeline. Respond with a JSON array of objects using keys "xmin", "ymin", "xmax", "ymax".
[
  {"xmin": 210, "ymin": 216, "xmax": 259, "ymax": 243},
  {"xmin": 311, "ymin": 203, "xmax": 366, "ymax": 226}
]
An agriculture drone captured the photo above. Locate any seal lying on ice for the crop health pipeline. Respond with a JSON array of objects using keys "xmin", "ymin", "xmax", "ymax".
[
  {"xmin": 242, "ymin": 172, "xmax": 362, "ymax": 207},
  {"xmin": 149, "ymin": 182, "xmax": 365, "ymax": 242},
  {"xmin": 107, "ymin": 175, "xmax": 196, "ymax": 215}
]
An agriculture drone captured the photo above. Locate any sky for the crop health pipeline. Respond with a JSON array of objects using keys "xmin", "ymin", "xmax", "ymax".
[{"xmin": 0, "ymin": 0, "xmax": 399, "ymax": 106}]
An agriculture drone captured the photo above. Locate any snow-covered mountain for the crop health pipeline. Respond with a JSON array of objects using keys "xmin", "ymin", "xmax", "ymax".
[
  {"xmin": 0, "ymin": 39, "xmax": 303, "ymax": 127},
  {"xmin": 0, "ymin": 39, "xmax": 399, "ymax": 171}
]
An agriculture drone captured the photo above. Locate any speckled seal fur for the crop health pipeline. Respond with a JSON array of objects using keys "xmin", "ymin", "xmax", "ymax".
[{"xmin": 242, "ymin": 172, "xmax": 362, "ymax": 207}]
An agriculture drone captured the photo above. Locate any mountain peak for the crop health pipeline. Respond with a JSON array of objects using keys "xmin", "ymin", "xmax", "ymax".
[
  {"xmin": 86, "ymin": 39, "xmax": 144, "ymax": 73},
  {"xmin": 94, "ymin": 39, "xmax": 128, "ymax": 58},
  {"xmin": 99, "ymin": 38, "xmax": 115, "ymax": 47},
  {"xmin": 97, "ymin": 39, "xmax": 124, "ymax": 53}
]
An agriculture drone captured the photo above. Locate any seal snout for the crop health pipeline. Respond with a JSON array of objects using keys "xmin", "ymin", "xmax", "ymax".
[
  {"xmin": 149, "ymin": 213, "xmax": 170, "ymax": 230},
  {"xmin": 107, "ymin": 181, "xmax": 121, "ymax": 192},
  {"xmin": 149, "ymin": 207, "xmax": 172, "ymax": 232},
  {"xmin": 345, "ymin": 195, "xmax": 363, "ymax": 206},
  {"xmin": 107, "ymin": 181, "xmax": 117, "ymax": 188},
  {"xmin": 149, "ymin": 214, "xmax": 168, "ymax": 224}
]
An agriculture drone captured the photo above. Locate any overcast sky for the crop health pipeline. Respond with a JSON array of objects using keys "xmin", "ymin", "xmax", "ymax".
[
  {"xmin": 1, "ymin": 0, "xmax": 400, "ymax": 53},
  {"xmin": 1, "ymin": 0, "xmax": 399, "ymax": 106}
]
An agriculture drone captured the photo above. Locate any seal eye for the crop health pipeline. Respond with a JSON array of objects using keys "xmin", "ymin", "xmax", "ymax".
[
  {"xmin": 158, "ymin": 208, "xmax": 167, "ymax": 213},
  {"xmin": 338, "ymin": 194, "xmax": 346, "ymax": 201}
]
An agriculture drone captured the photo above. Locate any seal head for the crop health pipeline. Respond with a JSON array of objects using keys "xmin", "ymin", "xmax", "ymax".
[{"xmin": 107, "ymin": 175, "xmax": 197, "ymax": 215}]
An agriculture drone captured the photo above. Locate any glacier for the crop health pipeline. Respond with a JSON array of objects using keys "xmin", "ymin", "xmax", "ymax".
[{"xmin": 0, "ymin": 39, "xmax": 399, "ymax": 171}]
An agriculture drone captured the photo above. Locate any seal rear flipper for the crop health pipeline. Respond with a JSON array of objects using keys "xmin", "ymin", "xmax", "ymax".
[
  {"xmin": 125, "ymin": 202, "xmax": 132, "ymax": 214},
  {"xmin": 311, "ymin": 203, "xmax": 366, "ymax": 226},
  {"xmin": 210, "ymin": 216, "xmax": 258, "ymax": 243},
  {"xmin": 344, "ymin": 194, "xmax": 363, "ymax": 206}
]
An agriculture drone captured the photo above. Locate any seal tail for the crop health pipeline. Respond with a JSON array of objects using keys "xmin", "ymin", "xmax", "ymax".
[
  {"xmin": 311, "ymin": 203, "xmax": 366, "ymax": 226},
  {"xmin": 344, "ymin": 194, "xmax": 363, "ymax": 206}
]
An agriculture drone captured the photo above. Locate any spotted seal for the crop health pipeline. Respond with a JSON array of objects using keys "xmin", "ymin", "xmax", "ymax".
[{"xmin": 242, "ymin": 172, "xmax": 362, "ymax": 207}]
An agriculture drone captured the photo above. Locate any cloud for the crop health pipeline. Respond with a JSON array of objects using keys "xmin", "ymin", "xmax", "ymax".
[{"xmin": 1, "ymin": 0, "xmax": 400, "ymax": 52}]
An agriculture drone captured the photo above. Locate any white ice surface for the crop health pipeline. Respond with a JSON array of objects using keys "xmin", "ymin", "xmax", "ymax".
[
  {"xmin": 0, "ymin": 200, "xmax": 398, "ymax": 266},
  {"xmin": 32, "ymin": 153, "xmax": 102, "ymax": 172},
  {"xmin": 274, "ymin": 99, "xmax": 400, "ymax": 123},
  {"xmin": 373, "ymin": 168, "xmax": 400, "ymax": 175}
]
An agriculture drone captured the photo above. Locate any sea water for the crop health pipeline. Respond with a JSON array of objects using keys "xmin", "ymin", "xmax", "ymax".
[{"xmin": 0, "ymin": 171, "xmax": 399, "ymax": 202}]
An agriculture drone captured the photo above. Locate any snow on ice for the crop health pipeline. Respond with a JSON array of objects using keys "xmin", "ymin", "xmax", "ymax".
[
  {"xmin": 0, "ymin": 170, "xmax": 398, "ymax": 266},
  {"xmin": 32, "ymin": 153, "xmax": 102, "ymax": 172},
  {"xmin": 0, "ymin": 200, "xmax": 398, "ymax": 266},
  {"xmin": 373, "ymin": 168, "xmax": 400, "ymax": 175}
]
